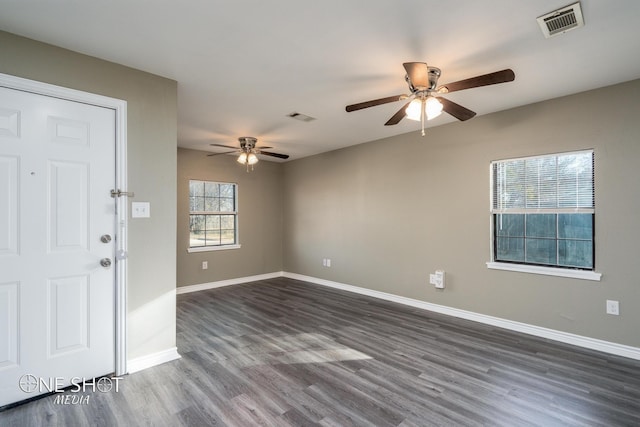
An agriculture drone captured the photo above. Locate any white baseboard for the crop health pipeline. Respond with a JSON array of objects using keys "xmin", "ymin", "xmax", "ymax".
[
  {"xmin": 282, "ymin": 272, "xmax": 640, "ymax": 361},
  {"xmin": 176, "ymin": 271, "xmax": 284, "ymax": 295},
  {"xmin": 127, "ymin": 347, "xmax": 181, "ymax": 374}
]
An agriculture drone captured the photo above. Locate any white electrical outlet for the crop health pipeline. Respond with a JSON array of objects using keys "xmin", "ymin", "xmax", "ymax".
[
  {"xmin": 434, "ymin": 270, "xmax": 445, "ymax": 289},
  {"xmin": 606, "ymin": 300, "xmax": 619, "ymax": 315},
  {"xmin": 202, "ymin": 261, "xmax": 208, "ymax": 270},
  {"xmin": 429, "ymin": 271, "xmax": 445, "ymax": 289},
  {"xmin": 322, "ymin": 258, "xmax": 331, "ymax": 267}
]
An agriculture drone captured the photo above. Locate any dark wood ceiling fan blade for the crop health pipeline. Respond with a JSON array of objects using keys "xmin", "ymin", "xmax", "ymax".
[
  {"xmin": 384, "ymin": 101, "xmax": 412, "ymax": 126},
  {"xmin": 207, "ymin": 150, "xmax": 238, "ymax": 156},
  {"xmin": 210, "ymin": 143, "xmax": 238, "ymax": 149},
  {"xmin": 437, "ymin": 69, "xmax": 515, "ymax": 93},
  {"xmin": 257, "ymin": 150, "xmax": 289, "ymax": 159},
  {"xmin": 345, "ymin": 95, "xmax": 405, "ymax": 112},
  {"xmin": 437, "ymin": 97, "xmax": 476, "ymax": 121},
  {"xmin": 403, "ymin": 62, "xmax": 429, "ymax": 88}
]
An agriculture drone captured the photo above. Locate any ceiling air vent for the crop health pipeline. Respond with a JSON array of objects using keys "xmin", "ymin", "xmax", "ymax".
[
  {"xmin": 537, "ymin": 2, "xmax": 584, "ymax": 38},
  {"xmin": 287, "ymin": 112, "xmax": 316, "ymax": 122}
]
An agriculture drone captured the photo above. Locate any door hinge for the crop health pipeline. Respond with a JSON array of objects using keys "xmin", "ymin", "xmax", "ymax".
[{"xmin": 110, "ymin": 189, "xmax": 135, "ymax": 198}]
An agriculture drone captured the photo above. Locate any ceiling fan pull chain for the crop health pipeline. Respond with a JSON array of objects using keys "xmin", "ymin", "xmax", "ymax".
[{"xmin": 421, "ymin": 99, "xmax": 426, "ymax": 137}]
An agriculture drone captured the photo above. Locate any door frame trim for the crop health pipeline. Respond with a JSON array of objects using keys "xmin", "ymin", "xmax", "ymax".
[{"xmin": 0, "ymin": 72, "xmax": 128, "ymax": 376}]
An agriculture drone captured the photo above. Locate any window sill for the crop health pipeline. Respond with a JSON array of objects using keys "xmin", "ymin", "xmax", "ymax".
[
  {"xmin": 486, "ymin": 262, "xmax": 601, "ymax": 281},
  {"xmin": 188, "ymin": 244, "xmax": 241, "ymax": 253}
]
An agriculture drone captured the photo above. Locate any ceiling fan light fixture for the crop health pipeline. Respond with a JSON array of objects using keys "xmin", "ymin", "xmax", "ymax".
[
  {"xmin": 237, "ymin": 152, "xmax": 259, "ymax": 165},
  {"xmin": 405, "ymin": 99, "xmax": 423, "ymax": 121},
  {"xmin": 405, "ymin": 97, "xmax": 443, "ymax": 121},
  {"xmin": 425, "ymin": 96, "xmax": 443, "ymax": 120}
]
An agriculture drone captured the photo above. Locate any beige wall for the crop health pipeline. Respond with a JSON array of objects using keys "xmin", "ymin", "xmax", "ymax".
[
  {"xmin": 283, "ymin": 79, "xmax": 640, "ymax": 348},
  {"xmin": 177, "ymin": 148, "xmax": 283, "ymax": 287},
  {"xmin": 0, "ymin": 31, "xmax": 178, "ymax": 361}
]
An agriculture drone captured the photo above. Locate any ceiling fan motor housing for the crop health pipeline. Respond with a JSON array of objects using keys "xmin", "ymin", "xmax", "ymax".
[
  {"xmin": 238, "ymin": 136, "xmax": 257, "ymax": 151},
  {"xmin": 426, "ymin": 67, "xmax": 441, "ymax": 90},
  {"xmin": 405, "ymin": 66, "xmax": 441, "ymax": 92}
]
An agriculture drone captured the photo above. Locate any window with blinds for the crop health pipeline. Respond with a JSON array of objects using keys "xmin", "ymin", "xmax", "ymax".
[
  {"xmin": 189, "ymin": 180, "xmax": 238, "ymax": 248},
  {"xmin": 490, "ymin": 150, "xmax": 594, "ymax": 270}
]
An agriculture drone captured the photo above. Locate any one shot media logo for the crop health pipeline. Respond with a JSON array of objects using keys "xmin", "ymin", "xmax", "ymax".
[{"xmin": 18, "ymin": 374, "xmax": 123, "ymax": 405}]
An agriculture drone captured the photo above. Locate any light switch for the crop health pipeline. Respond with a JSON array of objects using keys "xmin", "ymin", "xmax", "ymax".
[{"xmin": 131, "ymin": 202, "xmax": 150, "ymax": 218}]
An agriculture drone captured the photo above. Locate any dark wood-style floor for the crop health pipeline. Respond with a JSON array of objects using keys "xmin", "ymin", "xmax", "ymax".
[{"xmin": 2, "ymin": 277, "xmax": 640, "ymax": 426}]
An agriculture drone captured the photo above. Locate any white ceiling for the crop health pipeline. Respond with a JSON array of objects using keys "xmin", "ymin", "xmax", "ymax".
[{"xmin": 2, "ymin": 1, "xmax": 640, "ymax": 161}]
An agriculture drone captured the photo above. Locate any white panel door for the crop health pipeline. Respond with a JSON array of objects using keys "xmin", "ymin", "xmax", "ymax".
[{"xmin": 0, "ymin": 86, "xmax": 115, "ymax": 407}]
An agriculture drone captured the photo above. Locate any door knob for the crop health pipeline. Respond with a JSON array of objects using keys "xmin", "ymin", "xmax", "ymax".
[
  {"xmin": 100, "ymin": 234, "xmax": 112, "ymax": 243},
  {"xmin": 100, "ymin": 258, "xmax": 112, "ymax": 268}
]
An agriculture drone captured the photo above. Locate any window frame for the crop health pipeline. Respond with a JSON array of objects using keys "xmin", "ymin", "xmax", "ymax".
[
  {"xmin": 487, "ymin": 150, "xmax": 601, "ymax": 281},
  {"xmin": 187, "ymin": 180, "xmax": 241, "ymax": 253}
]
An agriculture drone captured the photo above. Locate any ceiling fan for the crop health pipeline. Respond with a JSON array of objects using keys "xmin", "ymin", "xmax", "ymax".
[
  {"xmin": 208, "ymin": 136, "xmax": 289, "ymax": 171},
  {"xmin": 346, "ymin": 62, "xmax": 515, "ymax": 135}
]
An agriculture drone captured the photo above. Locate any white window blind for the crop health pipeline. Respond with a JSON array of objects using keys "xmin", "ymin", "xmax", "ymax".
[
  {"xmin": 491, "ymin": 150, "xmax": 594, "ymax": 214},
  {"xmin": 189, "ymin": 180, "xmax": 238, "ymax": 248}
]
